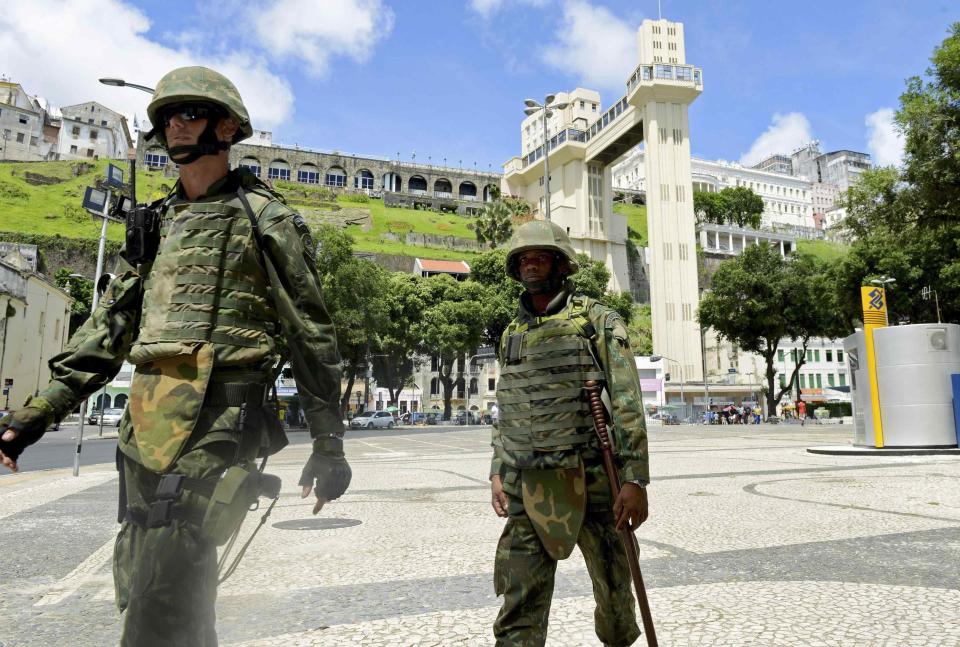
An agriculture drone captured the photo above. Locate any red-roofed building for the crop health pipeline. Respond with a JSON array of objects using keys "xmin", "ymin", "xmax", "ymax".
[{"xmin": 413, "ymin": 258, "xmax": 471, "ymax": 280}]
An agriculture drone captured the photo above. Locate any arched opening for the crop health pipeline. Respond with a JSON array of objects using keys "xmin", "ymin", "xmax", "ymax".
[
  {"xmin": 383, "ymin": 172, "xmax": 402, "ymax": 192},
  {"xmin": 409, "ymin": 175, "xmax": 427, "ymax": 194},
  {"xmin": 469, "ymin": 378, "xmax": 478, "ymax": 394},
  {"xmin": 298, "ymin": 163, "xmax": 320, "ymax": 184},
  {"xmin": 267, "ymin": 159, "xmax": 291, "ymax": 181},
  {"xmin": 430, "ymin": 377, "xmax": 439, "ymax": 395},
  {"xmin": 325, "ymin": 166, "xmax": 347, "ymax": 187},
  {"xmin": 144, "ymin": 146, "xmax": 168, "ymax": 168},
  {"xmin": 434, "ymin": 178, "xmax": 453, "ymax": 197},
  {"xmin": 458, "ymin": 181, "xmax": 477, "ymax": 201},
  {"xmin": 483, "ymin": 184, "xmax": 498, "ymax": 202},
  {"xmin": 239, "ymin": 156, "xmax": 261, "ymax": 177},
  {"xmin": 456, "ymin": 379, "xmax": 465, "ymax": 399},
  {"xmin": 95, "ymin": 393, "xmax": 112, "ymax": 410},
  {"xmin": 114, "ymin": 393, "xmax": 128, "ymax": 409},
  {"xmin": 354, "ymin": 169, "xmax": 374, "ymax": 191}
]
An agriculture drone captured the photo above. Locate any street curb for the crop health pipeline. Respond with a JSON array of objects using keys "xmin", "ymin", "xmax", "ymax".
[{"xmin": 807, "ymin": 444, "xmax": 960, "ymax": 456}]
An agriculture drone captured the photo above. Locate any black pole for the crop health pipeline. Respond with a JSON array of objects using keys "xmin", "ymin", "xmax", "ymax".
[{"xmin": 129, "ymin": 156, "xmax": 137, "ymax": 205}]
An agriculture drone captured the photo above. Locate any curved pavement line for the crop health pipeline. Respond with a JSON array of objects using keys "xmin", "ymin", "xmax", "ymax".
[{"xmin": 742, "ymin": 474, "xmax": 960, "ymax": 524}]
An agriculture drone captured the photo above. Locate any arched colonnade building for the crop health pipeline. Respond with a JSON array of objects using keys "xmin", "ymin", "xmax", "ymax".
[{"xmin": 137, "ymin": 140, "xmax": 502, "ymax": 211}]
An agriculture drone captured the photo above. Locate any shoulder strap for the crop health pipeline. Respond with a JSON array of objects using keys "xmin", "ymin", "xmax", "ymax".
[{"xmin": 235, "ymin": 185, "xmax": 271, "ymax": 269}]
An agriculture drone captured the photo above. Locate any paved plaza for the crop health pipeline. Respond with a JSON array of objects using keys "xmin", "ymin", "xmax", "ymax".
[{"xmin": 1, "ymin": 423, "xmax": 959, "ymax": 646}]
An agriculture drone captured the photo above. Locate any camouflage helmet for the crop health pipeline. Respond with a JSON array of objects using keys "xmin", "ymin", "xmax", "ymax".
[
  {"xmin": 146, "ymin": 66, "xmax": 253, "ymax": 146},
  {"xmin": 505, "ymin": 219, "xmax": 580, "ymax": 281}
]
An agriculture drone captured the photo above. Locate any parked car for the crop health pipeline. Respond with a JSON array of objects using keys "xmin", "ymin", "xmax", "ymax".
[
  {"xmin": 349, "ymin": 411, "xmax": 396, "ymax": 429},
  {"xmin": 92, "ymin": 408, "xmax": 125, "ymax": 427}
]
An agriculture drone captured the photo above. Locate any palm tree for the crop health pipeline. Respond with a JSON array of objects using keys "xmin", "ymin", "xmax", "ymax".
[{"xmin": 474, "ymin": 201, "xmax": 514, "ymax": 249}]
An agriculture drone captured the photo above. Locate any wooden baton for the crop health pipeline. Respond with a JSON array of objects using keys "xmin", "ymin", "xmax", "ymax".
[{"xmin": 585, "ymin": 379, "xmax": 658, "ymax": 647}]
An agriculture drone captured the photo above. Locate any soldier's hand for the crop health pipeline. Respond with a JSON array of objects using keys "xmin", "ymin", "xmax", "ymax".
[
  {"xmin": 614, "ymin": 483, "xmax": 648, "ymax": 531},
  {"xmin": 298, "ymin": 451, "xmax": 351, "ymax": 515},
  {"xmin": 490, "ymin": 475, "xmax": 508, "ymax": 518},
  {"xmin": 1, "ymin": 404, "xmax": 54, "ymax": 473}
]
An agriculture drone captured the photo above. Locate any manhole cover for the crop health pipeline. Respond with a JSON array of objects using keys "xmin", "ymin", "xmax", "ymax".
[{"xmin": 273, "ymin": 518, "xmax": 362, "ymax": 531}]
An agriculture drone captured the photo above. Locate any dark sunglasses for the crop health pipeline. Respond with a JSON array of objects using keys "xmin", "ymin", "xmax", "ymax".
[{"xmin": 159, "ymin": 103, "xmax": 222, "ymax": 128}]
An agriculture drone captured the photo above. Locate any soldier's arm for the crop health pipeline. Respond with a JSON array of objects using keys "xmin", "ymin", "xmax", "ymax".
[
  {"xmin": 258, "ymin": 203, "xmax": 344, "ymax": 452},
  {"xmin": 38, "ymin": 268, "xmax": 142, "ymax": 420},
  {"xmin": 592, "ymin": 306, "xmax": 649, "ymax": 485}
]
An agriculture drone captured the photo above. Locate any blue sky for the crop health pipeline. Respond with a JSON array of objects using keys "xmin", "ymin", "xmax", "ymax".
[{"xmin": 1, "ymin": 1, "xmax": 956, "ymax": 169}]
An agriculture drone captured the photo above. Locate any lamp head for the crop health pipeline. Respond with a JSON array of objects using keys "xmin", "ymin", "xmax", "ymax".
[
  {"xmin": 523, "ymin": 107, "xmax": 539, "ymax": 116},
  {"xmin": 551, "ymin": 101, "xmax": 569, "ymax": 110},
  {"xmin": 523, "ymin": 98, "xmax": 540, "ymax": 108},
  {"xmin": 99, "ymin": 78, "xmax": 125, "ymax": 87},
  {"xmin": 544, "ymin": 93, "xmax": 556, "ymax": 105}
]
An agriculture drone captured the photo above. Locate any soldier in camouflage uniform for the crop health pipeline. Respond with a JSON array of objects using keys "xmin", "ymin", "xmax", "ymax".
[
  {"xmin": 490, "ymin": 220, "xmax": 650, "ymax": 647},
  {"xmin": 0, "ymin": 66, "xmax": 350, "ymax": 646}
]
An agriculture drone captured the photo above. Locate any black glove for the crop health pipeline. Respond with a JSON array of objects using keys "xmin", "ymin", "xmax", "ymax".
[
  {"xmin": 0, "ymin": 398, "xmax": 55, "ymax": 464},
  {"xmin": 298, "ymin": 452, "xmax": 352, "ymax": 501}
]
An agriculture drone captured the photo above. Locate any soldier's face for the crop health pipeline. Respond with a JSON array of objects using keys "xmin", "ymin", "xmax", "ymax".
[
  {"xmin": 164, "ymin": 109, "xmax": 208, "ymax": 147},
  {"xmin": 518, "ymin": 250, "xmax": 555, "ymax": 284}
]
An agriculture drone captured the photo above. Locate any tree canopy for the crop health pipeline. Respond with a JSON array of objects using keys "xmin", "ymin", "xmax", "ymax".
[
  {"xmin": 833, "ymin": 23, "xmax": 960, "ymax": 325},
  {"xmin": 698, "ymin": 244, "xmax": 846, "ymax": 415},
  {"xmin": 693, "ymin": 187, "xmax": 764, "ymax": 229}
]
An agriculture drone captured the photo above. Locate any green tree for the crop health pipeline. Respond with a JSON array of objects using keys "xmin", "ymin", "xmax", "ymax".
[
  {"xmin": 470, "ymin": 247, "xmax": 523, "ymax": 348},
  {"xmin": 693, "ymin": 187, "xmax": 763, "ymax": 229},
  {"xmin": 834, "ymin": 25, "xmax": 960, "ymax": 324},
  {"xmin": 375, "ymin": 272, "xmax": 427, "ymax": 408},
  {"xmin": 313, "ymin": 224, "xmax": 389, "ymax": 414},
  {"xmin": 54, "ymin": 268, "xmax": 93, "ymax": 335},
  {"xmin": 472, "ymin": 201, "xmax": 514, "ymax": 249},
  {"xmin": 722, "ymin": 186, "xmax": 764, "ymax": 229},
  {"xmin": 417, "ymin": 274, "xmax": 489, "ymax": 420},
  {"xmin": 693, "ymin": 191, "xmax": 726, "ymax": 225},
  {"xmin": 897, "ymin": 22, "xmax": 960, "ymax": 227},
  {"xmin": 698, "ymin": 244, "xmax": 846, "ymax": 416}
]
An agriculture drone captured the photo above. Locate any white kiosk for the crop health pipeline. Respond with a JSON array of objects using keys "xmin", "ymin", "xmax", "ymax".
[{"xmin": 844, "ymin": 324, "xmax": 960, "ymax": 449}]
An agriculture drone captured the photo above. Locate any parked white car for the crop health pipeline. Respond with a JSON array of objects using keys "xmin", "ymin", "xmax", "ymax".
[{"xmin": 349, "ymin": 411, "xmax": 396, "ymax": 429}]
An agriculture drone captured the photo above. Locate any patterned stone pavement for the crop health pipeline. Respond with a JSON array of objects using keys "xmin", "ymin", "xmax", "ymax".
[{"xmin": 1, "ymin": 423, "xmax": 958, "ymax": 646}]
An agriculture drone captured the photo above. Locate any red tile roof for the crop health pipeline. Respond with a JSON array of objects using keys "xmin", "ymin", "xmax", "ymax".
[{"xmin": 417, "ymin": 259, "xmax": 470, "ymax": 274}]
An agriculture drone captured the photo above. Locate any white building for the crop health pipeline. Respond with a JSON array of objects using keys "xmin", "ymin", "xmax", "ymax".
[
  {"xmin": 0, "ymin": 80, "xmax": 48, "ymax": 162},
  {"xmin": 0, "ymin": 243, "xmax": 72, "ymax": 411},
  {"xmin": 613, "ymin": 150, "xmax": 819, "ymax": 234},
  {"xmin": 55, "ymin": 102, "xmax": 131, "ymax": 161}
]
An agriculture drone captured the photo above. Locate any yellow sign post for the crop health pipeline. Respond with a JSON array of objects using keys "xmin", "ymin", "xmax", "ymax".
[{"xmin": 861, "ymin": 286, "xmax": 889, "ymax": 447}]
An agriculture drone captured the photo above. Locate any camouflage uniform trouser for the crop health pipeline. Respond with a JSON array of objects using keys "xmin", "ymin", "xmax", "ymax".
[
  {"xmin": 113, "ymin": 419, "xmax": 259, "ymax": 647},
  {"xmin": 493, "ymin": 459, "xmax": 641, "ymax": 647}
]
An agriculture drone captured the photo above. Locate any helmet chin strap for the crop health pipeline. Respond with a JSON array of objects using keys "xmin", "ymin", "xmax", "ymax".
[{"xmin": 522, "ymin": 273, "xmax": 566, "ymax": 295}]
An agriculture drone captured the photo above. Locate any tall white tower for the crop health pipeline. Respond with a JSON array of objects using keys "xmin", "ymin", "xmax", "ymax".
[
  {"xmin": 631, "ymin": 18, "xmax": 703, "ymax": 381},
  {"xmin": 501, "ymin": 18, "xmax": 704, "ymax": 383}
]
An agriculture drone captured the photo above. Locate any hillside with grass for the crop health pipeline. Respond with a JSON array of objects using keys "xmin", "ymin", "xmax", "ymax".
[{"xmin": 0, "ymin": 160, "xmax": 492, "ymax": 264}]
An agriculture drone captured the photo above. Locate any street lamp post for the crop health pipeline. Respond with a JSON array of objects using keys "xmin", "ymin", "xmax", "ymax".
[
  {"xmin": 523, "ymin": 94, "xmax": 569, "ymax": 221},
  {"xmin": 651, "ymin": 355, "xmax": 685, "ymax": 422}
]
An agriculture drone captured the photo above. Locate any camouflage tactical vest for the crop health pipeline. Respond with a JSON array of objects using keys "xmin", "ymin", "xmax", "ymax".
[
  {"xmin": 128, "ymin": 186, "xmax": 279, "ymax": 369},
  {"xmin": 495, "ymin": 296, "xmax": 606, "ymax": 469}
]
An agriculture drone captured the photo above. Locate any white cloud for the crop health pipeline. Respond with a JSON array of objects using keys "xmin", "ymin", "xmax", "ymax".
[
  {"xmin": 541, "ymin": 1, "xmax": 637, "ymax": 91},
  {"xmin": 865, "ymin": 108, "xmax": 904, "ymax": 167},
  {"xmin": 254, "ymin": 0, "xmax": 394, "ymax": 77},
  {"xmin": 0, "ymin": 0, "xmax": 294, "ymax": 133},
  {"xmin": 739, "ymin": 112, "xmax": 814, "ymax": 166},
  {"xmin": 469, "ymin": 0, "xmax": 549, "ymax": 18}
]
